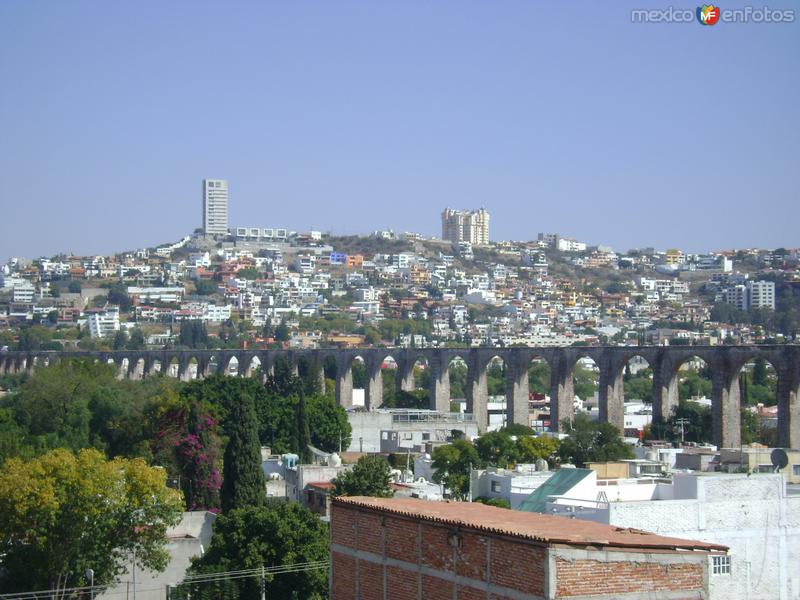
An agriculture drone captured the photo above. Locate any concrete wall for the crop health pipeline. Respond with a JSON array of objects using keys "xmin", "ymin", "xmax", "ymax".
[
  {"xmin": 96, "ymin": 511, "xmax": 216, "ymax": 600},
  {"xmin": 347, "ymin": 410, "xmax": 478, "ymax": 453},
  {"xmin": 606, "ymin": 474, "xmax": 800, "ymax": 600}
]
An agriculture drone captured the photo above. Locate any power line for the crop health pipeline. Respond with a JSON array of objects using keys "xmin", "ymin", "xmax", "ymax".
[{"xmin": 0, "ymin": 562, "xmax": 330, "ymax": 600}]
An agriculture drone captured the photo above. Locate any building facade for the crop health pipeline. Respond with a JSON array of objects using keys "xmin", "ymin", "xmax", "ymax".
[
  {"xmin": 542, "ymin": 472, "xmax": 800, "ymax": 600},
  {"xmin": 748, "ymin": 280, "xmax": 776, "ymax": 310},
  {"xmin": 202, "ymin": 179, "xmax": 229, "ymax": 235},
  {"xmin": 330, "ymin": 496, "xmax": 726, "ymax": 600},
  {"xmin": 441, "ymin": 208, "xmax": 490, "ymax": 246}
]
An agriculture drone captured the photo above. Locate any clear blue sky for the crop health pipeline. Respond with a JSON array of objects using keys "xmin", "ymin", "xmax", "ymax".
[{"xmin": 1, "ymin": 0, "xmax": 798, "ymax": 261}]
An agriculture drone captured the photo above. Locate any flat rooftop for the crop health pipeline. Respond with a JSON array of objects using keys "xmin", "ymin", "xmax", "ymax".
[{"xmin": 335, "ymin": 496, "xmax": 727, "ymax": 553}]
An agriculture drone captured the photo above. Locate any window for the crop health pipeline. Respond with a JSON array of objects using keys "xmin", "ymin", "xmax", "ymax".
[
  {"xmin": 793, "ymin": 465, "xmax": 800, "ymax": 476},
  {"xmin": 711, "ymin": 555, "xmax": 731, "ymax": 575},
  {"xmin": 490, "ymin": 481, "xmax": 501, "ymax": 493},
  {"xmin": 757, "ymin": 464, "xmax": 773, "ymax": 474}
]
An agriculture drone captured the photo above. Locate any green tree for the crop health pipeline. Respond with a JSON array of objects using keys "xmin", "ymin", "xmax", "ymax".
[
  {"xmin": 6, "ymin": 359, "xmax": 118, "ymax": 452},
  {"xmin": 502, "ymin": 423, "xmax": 535, "ymax": 436},
  {"xmin": 474, "ymin": 430, "xmax": 518, "ymax": 466},
  {"xmin": 486, "ymin": 362, "xmax": 505, "ymax": 396},
  {"xmin": 0, "ymin": 407, "xmax": 31, "ymax": 465},
  {"xmin": 473, "ymin": 497, "xmax": 510, "ymax": 509},
  {"xmin": 623, "ymin": 371, "xmax": 653, "ymax": 402},
  {"xmin": 275, "ymin": 318, "xmax": 290, "ymax": 342},
  {"xmin": 178, "ymin": 503, "xmax": 328, "ymax": 600},
  {"xmin": 448, "ymin": 362, "xmax": 467, "ymax": 399},
  {"xmin": 661, "ymin": 399, "xmax": 713, "ymax": 443},
  {"xmin": 179, "ymin": 321, "xmax": 209, "ymax": 348},
  {"xmin": 236, "ymin": 267, "xmax": 261, "ymax": 280},
  {"xmin": 573, "ymin": 366, "xmax": 598, "ymax": 400},
  {"xmin": 127, "ymin": 327, "xmax": 146, "ymax": 350},
  {"xmin": 0, "ymin": 448, "xmax": 183, "ymax": 594},
  {"xmin": 558, "ymin": 413, "xmax": 633, "ymax": 467},
  {"xmin": 107, "ymin": 282, "xmax": 132, "ymax": 312},
  {"xmin": 194, "ymin": 279, "xmax": 219, "ymax": 296},
  {"xmin": 333, "ymin": 455, "xmax": 393, "ymax": 497},
  {"xmin": 431, "ymin": 439, "xmax": 481, "ymax": 500},
  {"xmin": 220, "ymin": 392, "xmax": 265, "ymax": 512},
  {"xmin": 528, "ymin": 362, "xmax": 551, "ymax": 395},
  {"xmin": 306, "ymin": 394, "xmax": 351, "ymax": 453},
  {"xmin": 295, "ymin": 384, "xmax": 312, "ymax": 463},
  {"xmin": 752, "ymin": 358, "xmax": 768, "ymax": 387},
  {"xmin": 112, "ymin": 328, "xmax": 128, "ymax": 350},
  {"xmin": 678, "ymin": 370, "xmax": 712, "ymax": 401},
  {"xmin": 68, "ymin": 280, "xmax": 82, "ymax": 293},
  {"xmin": 516, "ymin": 435, "xmax": 560, "ymax": 466}
]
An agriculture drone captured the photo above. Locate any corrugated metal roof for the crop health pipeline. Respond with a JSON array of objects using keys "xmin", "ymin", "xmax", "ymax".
[{"xmin": 333, "ymin": 496, "xmax": 727, "ymax": 553}]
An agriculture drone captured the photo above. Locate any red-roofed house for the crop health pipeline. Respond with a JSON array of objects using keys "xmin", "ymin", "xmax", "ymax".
[{"xmin": 330, "ymin": 496, "xmax": 727, "ymax": 600}]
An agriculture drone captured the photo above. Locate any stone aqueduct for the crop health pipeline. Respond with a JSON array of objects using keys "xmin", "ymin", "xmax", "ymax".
[{"xmin": 1, "ymin": 345, "xmax": 799, "ymax": 449}]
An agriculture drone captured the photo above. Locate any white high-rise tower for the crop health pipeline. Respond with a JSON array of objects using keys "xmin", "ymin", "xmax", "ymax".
[{"xmin": 202, "ymin": 179, "xmax": 229, "ymax": 235}]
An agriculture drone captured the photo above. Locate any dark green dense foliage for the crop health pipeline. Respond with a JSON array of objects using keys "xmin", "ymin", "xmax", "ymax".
[
  {"xmin": 0, "ymin": 359, "xmax": 351, "ymax": 510},
  {"xmin": 558, "ymin": 414, "xmax": 634, "ymax": 467},
  {"xmin": 332, "ymin": 455, "xmax": 394, "ymax": 498},
  {"xmin": 174, "ymin": 503, "xmax": 329, "ymax": 600},
  {"xmin": 431, "ymin": 428, "xmax": 561, "ymax": 500},
  {"xmin": 220, "ymin": 392, "xmax": 266, "ymax": 512}
]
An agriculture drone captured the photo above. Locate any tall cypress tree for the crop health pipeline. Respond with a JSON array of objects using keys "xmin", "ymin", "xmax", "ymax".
[
  {"xmin": 296, "ymin": 382, "xmax": 312, "ymax": 464},
  {"xmin": 220, "ymin": 392, "xmax": 265, "ymax": 512}
]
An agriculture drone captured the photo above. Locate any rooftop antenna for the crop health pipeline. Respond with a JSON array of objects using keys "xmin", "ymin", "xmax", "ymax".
[{"xmin": 770, "ymin": 448, "xmax": 788, "ymax": 474}]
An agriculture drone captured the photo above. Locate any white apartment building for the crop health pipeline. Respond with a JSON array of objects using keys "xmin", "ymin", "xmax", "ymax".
[
  {"xmin": 12, "ymin": 282, "xmax": 36, "ymax": 303},
  {"xmin": 233, "ymin": 227, "xmax": 288, "ymax": 241},
  {"xmin": 748, "ymin": 280, "xmax": 775, "ymax": 310},
  {"xmin": 86, "ymin": 308, "xmax": 120, "ymax": 338},
  {"xmin": 202, "ymin": 179, "xmax": 229, "ymax": 235},
  {"xmin": 724, "ymin": 284, "xmax": 749, "ymax": 311},
  {"xmin": 354, "ymin": 287, "xmax": 379, "ymax": 302},
  {"xmin": 556, "ymin": 237, "xmax": 587, "ymax": 253},
  {"xmin": 127, "ymin": 286, "xmax": 185, "ymax": 304},
  {"xmin": 441, "ymin": 208, "xmax": 490, "ymax": 246},
  {"xmin": 294, "ymin": 255, "xmax": 316, "ymax": 274},
  {"xmin": 722, "ymin": 280, "xmax": 775, "ymax": 311}
]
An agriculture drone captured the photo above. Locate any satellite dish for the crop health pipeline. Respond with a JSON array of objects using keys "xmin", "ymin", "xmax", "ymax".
[{"xmin": 770, "ymin": 449, "xmax": 789, "ymax": 471}]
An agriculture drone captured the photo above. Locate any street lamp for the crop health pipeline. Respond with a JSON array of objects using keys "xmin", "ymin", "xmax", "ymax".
[{"xmin": 85, "ymin": 568, "xmax": 94, "ymax": 600}]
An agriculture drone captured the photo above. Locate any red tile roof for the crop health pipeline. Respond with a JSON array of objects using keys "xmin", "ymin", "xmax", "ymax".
[
  {"xmin": 307, "ymin": 481, "xmax": 335, "ymax": 491},
  {"xmin": 333, "ymin": 497, "xmax": 727, "ymax": 553}
]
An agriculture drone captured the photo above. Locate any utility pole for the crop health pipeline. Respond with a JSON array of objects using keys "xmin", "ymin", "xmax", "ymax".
[
  {"xmin": 675, "ymin": 418, "xmax": 690, "ymax": 444},
  {"xmin": 468, "ymin": 462, "xmax": 473, "ymax": 502},
  {"xmin": 260, "ymin": 565, "xmax": 266, "ymax": 600}
]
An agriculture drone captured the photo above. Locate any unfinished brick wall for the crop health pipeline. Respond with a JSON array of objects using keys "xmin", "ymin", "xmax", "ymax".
[
  {"xmin": 331, "ymin": 503, "xmax": 547, "ymax": 600},
  {"xmin": 330, "ymin": 501, "xmax": 712, "ymax": 600},
  {"xmin": 555, "ymin": 556, "xmax": 704, "ymax": 598}
]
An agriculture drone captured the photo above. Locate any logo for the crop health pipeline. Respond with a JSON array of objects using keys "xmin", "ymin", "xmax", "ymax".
[{"xmin": 697, "ymin": 4, "xmax": 721, "ymax": 25}]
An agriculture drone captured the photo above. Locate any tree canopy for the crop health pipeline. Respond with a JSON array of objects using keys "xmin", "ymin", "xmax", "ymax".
[
  {"xmin": 332, "ymin": 455, "xmax": 394, "ymax": 498},
  {"xmin": 0, "ymin": 448, "xmax": 183, "ymax": 594},
  {"xmin": 431, "ymin": 439, "xmax": 481, "ymax": 500},
  {"xmin": 558, "ymin": 413, "xmax": 633, "ymax": 467},
  {"xmin": 176, "ymin": 503, "xmax": 328, "ymax": 600},
  {"xmin": 220, "ymin": 392, "xmax": 265, "ymax": 512}
]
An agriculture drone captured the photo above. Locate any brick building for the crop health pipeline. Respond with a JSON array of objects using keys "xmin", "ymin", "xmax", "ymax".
[{"xmin": 330, "ymin": 496, "xmax": 727, "ymax": 600}]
